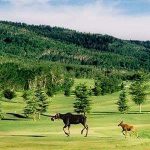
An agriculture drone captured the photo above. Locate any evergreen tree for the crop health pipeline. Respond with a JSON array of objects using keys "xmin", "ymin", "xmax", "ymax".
[
  {"xmin": 24, "ymin": 92, "xmax": 39, "ymax": 121},
  {"xmin": 117, "ymin": 89, "xmax": 129, "ymax": 113},
  {"xmin": 130, "ymin": 79, "xmax": 147, "ymax": 113},
  {"xmin": 35, "ymin": 88, "xmax": 49, "ymax": 119},
  {"xmin": 46, "ymin": 74, "xmax": 57, "ymax": 97},
  {"xmin": 63, "ymin": 77, "xmax": 74, "ymax": 96},
  {"xmin": 23, "ymin": 89, "xmax": 49, "ymax": 121},
  {"xmin": 46, "ymin": 86, "xmax": 55, "ymax": 97},
  {"xmin": 93, "ymin": 79, "xmax": 102, "ymax": 96},
  {"xmin": 120, "ymin": 82, "xmax": 125, "ymax": 90},
  {"xmin": 74, "ymin": 84, "xmax": 91, "ymax": 114}
]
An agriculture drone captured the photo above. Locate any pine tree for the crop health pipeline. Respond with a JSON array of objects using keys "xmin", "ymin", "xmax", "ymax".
[
  {"xmin": 93, "ymin": 78, "xmax": 102, "ymax": 96},
  {"xmin": 74, "ymin": 84, "xmax": 91, "ymax": 114},
  {"xmin": 24, "ymin": 95, "xmax": 39, "ymax": 121},
  {"xmin": 120, "ymin": 82, "xmax": 125, "ymax": 90},
  {"xmin": 46, "ymin": 86, "xmax": 55, "ymax": 97},
  {"xmin": 46, "ymin": 74, "xmax": 56, "ymax": 97},
  {"xmin": 117, "ymin": 89, "xmax": 129, "ymax": 113},
  {"xmin": 63, "ymin": 77, "xmax": 74, "ymax": 96},
  {"xmin": 35, "ymin": 88, "xmax": 49, "ymax": 119},
  {"xmin": 23, "ymin": 88, "xmax": 49, "ymax": 120}
]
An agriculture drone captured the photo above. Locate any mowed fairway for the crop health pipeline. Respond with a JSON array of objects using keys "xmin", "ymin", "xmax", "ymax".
[{"xmin": 0, "ymin": 79, "xmax": 150, "ymax": 150}]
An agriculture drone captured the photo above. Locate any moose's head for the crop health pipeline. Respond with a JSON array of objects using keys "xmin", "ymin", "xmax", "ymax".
[{"xmin": 50, "ymin": 113, "xmax": 61, "ymax": 121}]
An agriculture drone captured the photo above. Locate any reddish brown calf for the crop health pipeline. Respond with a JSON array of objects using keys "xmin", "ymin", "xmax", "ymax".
[{"xmin": 118, "ymin": 121, "xmax": 138, "ymax": 138}]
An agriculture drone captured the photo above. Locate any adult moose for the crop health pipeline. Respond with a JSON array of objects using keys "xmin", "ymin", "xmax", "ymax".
[{"xmin": 51, "ymin": 113, "xmax": 88, "ymax": 137}]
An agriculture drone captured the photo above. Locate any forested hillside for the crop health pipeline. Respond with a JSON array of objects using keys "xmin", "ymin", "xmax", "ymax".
[{"xmin": 0, "ymin": 21, "xmax": 150, "ymax": 71}]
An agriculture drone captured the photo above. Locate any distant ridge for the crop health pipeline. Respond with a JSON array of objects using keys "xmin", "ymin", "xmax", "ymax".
[{"xmin": 0, "ymin": 20, "xmax": 150, "ymax": 71}]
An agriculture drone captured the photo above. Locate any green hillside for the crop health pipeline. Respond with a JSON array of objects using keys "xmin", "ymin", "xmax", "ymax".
[{"xmin": 0, "ymin": 21, "xmax": 150, "ymax": 71}]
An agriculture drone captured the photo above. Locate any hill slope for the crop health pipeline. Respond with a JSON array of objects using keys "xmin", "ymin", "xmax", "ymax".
[{"xmin": 0, "ymin": 21, "xmax": 150, "ymax": 71}]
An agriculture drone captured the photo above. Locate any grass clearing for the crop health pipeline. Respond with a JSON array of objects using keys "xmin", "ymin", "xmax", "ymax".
[{"xmin": 0, "ymin": 79, "xmax": 150, "ymax": 150}]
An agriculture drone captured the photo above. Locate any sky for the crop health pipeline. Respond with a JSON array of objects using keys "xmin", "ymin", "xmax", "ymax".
[{"xmin": 0, "ymin": 0, "xmax": 150, "ymax": 40}]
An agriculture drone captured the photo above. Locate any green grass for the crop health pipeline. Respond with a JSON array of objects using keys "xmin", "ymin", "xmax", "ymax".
[{"xmin": 0, "ymin": 79, "xmax": 150, "ymax": 150}]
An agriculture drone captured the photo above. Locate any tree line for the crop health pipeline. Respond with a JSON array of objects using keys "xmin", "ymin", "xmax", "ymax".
[{"xmin": 1, "ymin": 71, "xmax": 148, "ymax": 120}]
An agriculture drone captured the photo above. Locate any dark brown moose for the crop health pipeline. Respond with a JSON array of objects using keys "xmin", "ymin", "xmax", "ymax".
[{"xmin": 51, "ymin": 113, "xmax": 88, "ymax": 137}]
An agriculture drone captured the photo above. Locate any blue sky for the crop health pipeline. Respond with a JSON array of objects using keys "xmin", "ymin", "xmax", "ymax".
[
  {"xmin": 0, "ymin": 0, "xmax": 150, "ymax": 40},
  {"xmin": 52, "ymin": 0, "xmax": 150, "ymax": 15},
  {"xmin": 1, "ymin": 0, "xmax": 150, "ymax": 15},
  {"xmin": 64, "ymin": 0, "xmax": 150, "ymax": 15},
  {"xmin": 115, "ymin": 0, "xmax": 150, "ymax": 15}
]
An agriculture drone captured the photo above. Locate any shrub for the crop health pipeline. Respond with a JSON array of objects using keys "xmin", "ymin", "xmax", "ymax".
[{"xmin": 3, "ymin": 89, "xmax": 16, "ymax": 100}]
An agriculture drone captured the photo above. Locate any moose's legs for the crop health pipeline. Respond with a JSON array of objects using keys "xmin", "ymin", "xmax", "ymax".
[
  {"xmin": 85, "ymin": 124, "xmax": 88, "ymax": 137},
  {"xmin": 63, "ymin": 125, "xmax": 70, "ymax": 136},
  {"xmin": 81, "ymin": 126, "xmax": 85, "ymax": 134},
  {"xmin": 130, "ymin": 130, "xmax": 139, "ymax": 138},
  {"xmin": 122, "ymin": 128, "xmax": 139, "ymax": 138},
  {"xmin": 63, "ymin": 119, "xmax": 71, "ymax": 137},
  {"xmin": 81, "ymin": 123, "xmax": 88, "ymax": 137},
  {"xmin": 124, "ymin": 130, "xmax": 127, "ymax": 138},
  {"xmin": 122, "ymin": 130, "xmax": 125, "ymax": 136},
  {"xmin": 135, "ymin": 131, "xmax": 139, "ymax": 138},
  {"xmin": 68, "ymin": 125, "xmax": 70, "ymax": 135},
  {"xmin": 122, "ymin": 130, "xmax": 127, "ymax": 138}
]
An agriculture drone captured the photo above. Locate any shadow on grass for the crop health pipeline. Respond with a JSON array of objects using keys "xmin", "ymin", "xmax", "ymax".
[
  {"xmin": 1, "ymin": 118, "xmax": 19, "ymax": 121},
  {"xmin": 91, "ymin": 112, "xmax": 120, "ymax": 116},
  {"xmin": 7, "ymin": 113, "xmax": 26, "ymax": 118},
  {"xmin": 91, "ymin": 111, "xmax": 150, "ymax": 115},
  {"xmin": 128, "ymin": 111, "xmax": 150, "ymax": 114},
  {"xmin": 1, "ymin": 118, "xmax": 29, "ymax": 121},
  {"xmin": 11, "ymin": 135, "xmax": 46, "ymax": 138}
]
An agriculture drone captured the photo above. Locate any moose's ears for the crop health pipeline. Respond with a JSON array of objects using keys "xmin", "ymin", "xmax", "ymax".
[
  {"xmin": 56, "ymin": 112, "xmax": 59, "ymax": 115},
  {"xmin": 57, "ymin": 113, "xmax": 60, "ymax": 118},
  {"xmin": 118, "ymin": 120, "xmax": 123, "ymax": 124}
]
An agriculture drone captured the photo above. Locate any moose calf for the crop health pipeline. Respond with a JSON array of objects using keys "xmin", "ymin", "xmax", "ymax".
[{"xmin": 118, "ymin": 121, "xmax": 138, "ymax": 138}]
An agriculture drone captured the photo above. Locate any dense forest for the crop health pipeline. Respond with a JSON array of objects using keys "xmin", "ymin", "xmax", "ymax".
[{"xmin": 0, "ymin": 21, "xmax": 150, "ymax": 71}]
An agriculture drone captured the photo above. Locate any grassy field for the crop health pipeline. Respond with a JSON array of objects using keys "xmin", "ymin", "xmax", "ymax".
[{"xmin": 0, "ymin": 79, "xmax": 150, "ymax": 150}]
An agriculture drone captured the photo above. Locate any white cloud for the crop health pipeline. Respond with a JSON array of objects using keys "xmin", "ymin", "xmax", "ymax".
[
  {"xmin": 0, "ymin": 1, "xmax": 150, "ymax": 40},
  {"xmin": 1, "ymin": 0, "xmax": 50, "ymax": 5}
]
